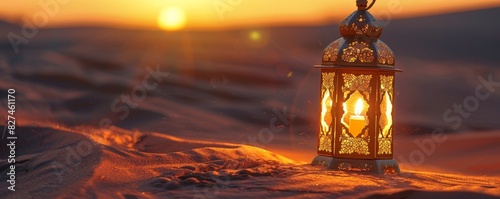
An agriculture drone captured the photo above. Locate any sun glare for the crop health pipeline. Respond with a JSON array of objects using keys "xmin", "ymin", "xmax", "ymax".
[
  {"xmin": 158, "ymin": 7, "xmax": 186, "ymax": 31},
  {"xmin": 249, "ymin": 30, "xmax": 261, "ymax": 41}
]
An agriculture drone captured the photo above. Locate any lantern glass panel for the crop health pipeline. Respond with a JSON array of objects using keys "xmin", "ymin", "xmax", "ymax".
[
  {"xmin": 378, "ymin": 75, "xmax": 394, "ymax": 155},
  {"xmin": 318, "ymin": 72, "xmax": 335, "ymax": 153},
  {"xmin": 337, "ymin": 73, "xmax": 372, "ymax": 156},
  {"xmin": 341, "ymin": 91, "xmax": 369, "ymax": 138},
  {"xmin": 379, "ymin": 92, "xmax": 392, "ymax": 137}
]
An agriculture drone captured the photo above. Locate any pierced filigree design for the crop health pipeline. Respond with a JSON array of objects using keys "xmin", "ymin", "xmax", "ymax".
[
  {"xmin": 357, "ymin": 15, "xmax": 364, "ymax": 22},
  {"xmin": 361, "ymin": 24, "xmax": 369, "ymax": 35},
  {"xmin": 338, "ymin": 162, "xmax": 352, "ymax": 171},
  {"xmin": 378, "ymin": 137, "xmax": 392, "ymax": 155},
  {"xmin": 322, "ymin": 72, "xmax": 335, "ymax": 90},
  {"xmin": 340, "ymin": 23, "xmax": 359, "ymax": 34},
  {"xmin": 380, "ymin": 75, "xmax": 394, "ymax": 93},
  {"xmin": 313, "ymin": 159, "xmax": 329, "ymax": 167},
  {"xmin": 323, "ymin": 39, "xmax": 343, "ymax": 62},
  {"xmin": 359, "ymin": 163, "xmax": 372, "ymax": 172},
  {"xmin": 341, "ymin": 74, "xmax": 372, "ymax": 96},
  {"xmin": 341, "ymin": 41, "xmax": 374, "ymax": 63},
  {"xmin": 339, "ymin": 136, "xmax": 370, "ymax": 155},
  {"xmin": 340, "ymin": 22, "xmax": 381, "ymax": 36},
  {"xmin": 319, "ymin": 135, "xmax": 333, "ymax": 152},
  {"xmin": 376, "ymin": 41, "xmax": 395, "ymax": 65},
  {"xmin": 337, "ymin": 162, "xmax": 373, "ymax": 172}
]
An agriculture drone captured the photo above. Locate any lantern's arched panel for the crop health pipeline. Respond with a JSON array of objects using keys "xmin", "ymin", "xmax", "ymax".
[
  {"xmin": 334, "ymin": 70, "xmax": 377, "ymax": 159},
  {"xmin": 376, "ymin": 72, "xmax": 396, "ymax": 158},
  {"xmin": 317, "ymin": 69, "xmax": 336, "ymax": 155}
]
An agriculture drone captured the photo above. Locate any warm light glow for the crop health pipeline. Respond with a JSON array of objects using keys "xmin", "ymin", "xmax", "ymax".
[
  {"xmin": 158, "ymin": 7, "xmax": 186, "ymax": 31},
  {"xmin": 341, "ymin": 91, "xmax": 368, "ymax": 129},
  {"xmin": 321, "ymin": 90, "xmax": 333, "ymax": 133},
  {"xmin": 382, "ymin": 92, "xmax": 393, "ymax": 136},
  {"xmin": 249, "ymin": 30, "xmax": 261, "ymax": 41},
  {"xmin": 0, "ymin": 1, "xmax": 499, "ymax": 30},
  {"xmin": 347, "ymin": 98, "xmax": 366, "ymax": 137},
  {"xmin": 0, "ymin": 0, "xmax": 500, "ymax": 29},
  {"xmin": 354, "ymin": 98, "xmax": 363, "ymax": 116},
  {"xmin": 243, "ymin": 29, "xmax": 270, "ymax": 48}
]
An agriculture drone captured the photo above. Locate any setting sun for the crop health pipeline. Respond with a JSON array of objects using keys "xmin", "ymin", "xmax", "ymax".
[{"xmin": 158, "ymin": 7, "xmax": 186, "ymax": 31}]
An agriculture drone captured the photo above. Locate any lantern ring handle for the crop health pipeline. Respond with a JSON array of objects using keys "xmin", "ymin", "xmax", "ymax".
[{"xmin": 366, "ymin": 0, "xmax": 376, "ymax": 10}]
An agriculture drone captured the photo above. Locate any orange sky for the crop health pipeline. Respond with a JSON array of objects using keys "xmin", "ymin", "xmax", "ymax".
[{"xmin": 1, "ymin": 0, "xmax": 499, "ymax": 30}]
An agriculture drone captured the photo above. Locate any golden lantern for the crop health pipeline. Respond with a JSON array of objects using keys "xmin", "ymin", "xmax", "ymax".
[{"xmin": 312, "ymin": 0, "xmax": 402, "ymax": 174}]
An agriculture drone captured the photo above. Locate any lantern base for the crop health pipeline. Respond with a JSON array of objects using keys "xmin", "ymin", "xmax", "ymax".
[{"xmin": 311, "ymin": 156, "xmax": 400, "ymax": 174}]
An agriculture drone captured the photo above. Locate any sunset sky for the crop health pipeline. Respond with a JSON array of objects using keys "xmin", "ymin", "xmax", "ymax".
[{"xmin": 1, "ymin": 0, "xmax": 499, "ymax": 30}]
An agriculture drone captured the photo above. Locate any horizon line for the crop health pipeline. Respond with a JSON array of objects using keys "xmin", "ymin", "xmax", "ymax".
[{"xmin": 0, "ymin": 6, "xmax": 497, "ymax": 32}]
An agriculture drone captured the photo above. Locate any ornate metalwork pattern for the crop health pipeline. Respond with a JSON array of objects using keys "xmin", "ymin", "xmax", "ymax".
[
  {"xmin": 340, "ymin": 91, "xmax": 370, "ymax": 138},
  {"xmin": 380, "ymin": 75, "xmax": 394, "ymax": 93},
  {"xmin": 313, "ymin": 159, "xmax": 329, "ymax": 167},
  {"xmin": 338, "ymin": 162, "xmax": 352, "ymax": 171},
  {"xmin": 339, "ymin": 136, "xmax": 370, "ymax": 155},
  {"xmin": 319, "ymin": 135, "xmax": 333, "ymax": 153},
  {"xmin": 378, "ymin": 137, "xmax": 391, "ymax": 155},
  {"xmin": 340, "ymin": 73, "xmax": 372, "ymax": 152},
  {"xmin": 322, "ymin": 72, "xmax": 335, "ymax": 89},
  {"xmin": 318, "ymin": 72, "xmax": 335, "ymax": 153},
  {"xmin": 339, "ymin": 17, "xmax": 381, "ymax": 36},
  {"xmin": 341, "ymin": 74, "xmax": 372, "ymax": 97},
  {"xmin": 358, "ymin": 163, "xmax": 372, "ymax": 171},
  {"xmin": 337, "ymin": 162, "xmax": 372, "ymax": 172},
  {"xmin": 340, "ymin": 23, "xmax": 356, "ymax": 32},
  {"xmin": 341, "ymin": 41, "xmax": 374, "ymax": 63},
  {"xmin": 340, "ymin": 23, "xmax": 364, "ymax": 35},
  {"xmin": 376, "ymin": 41, "xmax": 395, "ymax": 65},
  {"xmin": 322, "ymin": 39, "xmax": 343, "ymax": 62}
]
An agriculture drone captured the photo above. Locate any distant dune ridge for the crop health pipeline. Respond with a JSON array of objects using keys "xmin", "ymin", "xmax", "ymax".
[{"xmin": 0, "ymin": 8, "xmax": 499, "ymax": 198}]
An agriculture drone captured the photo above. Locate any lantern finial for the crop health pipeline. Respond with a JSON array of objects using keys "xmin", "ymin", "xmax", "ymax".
[
  {"xmin": 356, "ymin": 0, "xmax": 368, "ymax": 10},
  {"xmin": 357, "ymin": 0, "xmax": 376, "ymax": 11}
]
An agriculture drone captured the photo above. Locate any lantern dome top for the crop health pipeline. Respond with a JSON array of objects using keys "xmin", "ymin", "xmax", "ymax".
[
  {"xmin": 317, "ymin": 0, "xmax": 400, "ymax": 71},
  {"xmin": 340, "ymin": 9, "xmax": 382, "ymax": 38}
]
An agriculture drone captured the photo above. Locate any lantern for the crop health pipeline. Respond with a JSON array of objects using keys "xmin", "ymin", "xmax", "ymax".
[{"xmin": 311, "ymin": 0, "xmax": 402, "ymax": 174}]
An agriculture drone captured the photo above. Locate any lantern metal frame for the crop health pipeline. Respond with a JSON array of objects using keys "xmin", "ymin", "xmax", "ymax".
[{"xmin": 311, "ymin": 0, "xmax": 402, "ymax": 174}]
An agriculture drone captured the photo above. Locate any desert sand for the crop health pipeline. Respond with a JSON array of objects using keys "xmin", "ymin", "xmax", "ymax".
[
  {"xmin": 1, "ymin": 7, "xmax": 500, "ymax": 199},
  {"xmin": 1, "ymin": 125, "xmax": 499, "ymax": 198}
]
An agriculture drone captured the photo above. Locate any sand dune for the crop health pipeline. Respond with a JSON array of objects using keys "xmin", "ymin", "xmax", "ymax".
[{"xmin": 1, "ymin": 125, "xmax": 499, "ymax": 198}]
